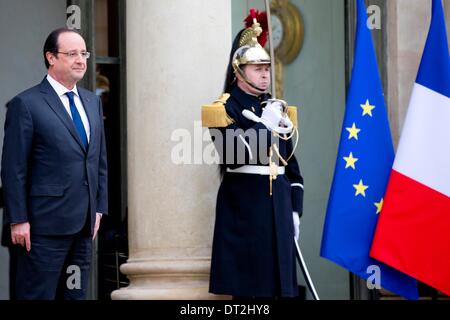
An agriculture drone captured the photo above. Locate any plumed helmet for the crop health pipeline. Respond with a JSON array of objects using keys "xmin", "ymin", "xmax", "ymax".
[{"xmin": 232, "ymin": 16, "xmax": 271, "ymax": 82}]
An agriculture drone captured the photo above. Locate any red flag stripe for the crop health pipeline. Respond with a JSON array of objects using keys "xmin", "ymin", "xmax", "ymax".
[{"xmin": 371, "ymin": 170, "xmax": 450, "ymax": 296}]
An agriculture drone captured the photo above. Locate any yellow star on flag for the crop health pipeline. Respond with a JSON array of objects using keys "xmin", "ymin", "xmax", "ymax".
[
  {"xmin": 346, "ymin": 123, "xmax": 361, "ymax": 140},
  {"xmin": 343, "ymin": 152, "xmax": 359, "ymax": 170},
  {"xmin": 374, "ymin": 198, "xmax": 384, "ymax": 214},
  {"xmin": 361, "ymin": 100, "xmax": 376, "ymax": 117},
  {"xmin": 353, "ymin": 179, "xmax": 369, "ymax": 197}
]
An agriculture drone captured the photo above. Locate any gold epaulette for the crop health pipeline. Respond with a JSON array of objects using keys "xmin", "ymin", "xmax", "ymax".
[
  {"xmin": 201, "ymin": 93, "xmax": 235, "ymax": 128},
  {"xmin": 287, "ymin": 106, "xmax": 298, "ymax": 128}
]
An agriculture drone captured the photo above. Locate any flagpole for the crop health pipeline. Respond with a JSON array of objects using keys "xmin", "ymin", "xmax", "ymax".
[{"xmin": 265, "ymin": 0, "xmax": 277, "ymax": 99}]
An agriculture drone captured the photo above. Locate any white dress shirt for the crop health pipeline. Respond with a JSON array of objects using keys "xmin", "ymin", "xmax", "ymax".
[{"xmin": 46, "ymin": 74, "xmax": 90, "ymax": 142}]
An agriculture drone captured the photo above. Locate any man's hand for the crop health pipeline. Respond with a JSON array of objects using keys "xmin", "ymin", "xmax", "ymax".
[
  {"xmin": 93, "ymin": 212, "xmax": 102, "ymax": 240},
  {"xmin": 242, "ymin": 99, "xmax": 293, "ymax": 134},
  {"xmin": 11, "ymin": 222, "xmax": 31, "ymax": 251}
]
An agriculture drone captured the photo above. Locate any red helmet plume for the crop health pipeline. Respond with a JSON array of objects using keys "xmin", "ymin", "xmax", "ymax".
[{"xmin": 244, "ymin": 9, "xmax": 268, "ymax": 47}]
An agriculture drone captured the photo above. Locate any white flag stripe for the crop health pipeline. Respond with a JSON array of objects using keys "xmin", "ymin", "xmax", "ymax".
[{"xmin": 393, "ymin": 83, "xmax": 450, "ymax": 197}]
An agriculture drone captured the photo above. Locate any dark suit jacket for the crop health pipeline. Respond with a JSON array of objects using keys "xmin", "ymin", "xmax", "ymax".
[{"xmin": 1, "ymin": 78, "xmax": 108, "ymax": 236}]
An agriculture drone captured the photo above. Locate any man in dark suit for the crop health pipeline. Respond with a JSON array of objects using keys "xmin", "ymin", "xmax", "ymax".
[{"xmin": 1, "ymin": 28, "xmax": 108, "ymax": 300}]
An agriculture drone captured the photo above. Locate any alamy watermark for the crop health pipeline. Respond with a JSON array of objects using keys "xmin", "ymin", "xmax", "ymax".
[
  {"xmin": 170, "ymin": 121, "xmax": 282, "ymax": 165},
  {"xmin": 367, "ymin": 5, "xmax": 381, "ymax": 30},
  {"xmin": 66, "ymin": 265, "xmax": 81, "ymax": 290},
  {"xmin": 366, "ymin": 265, "xmax": 381, "ymax": 290},
  {"xmin": 66, "ymin": 5, "xmax": 81, "ymax": 30}
]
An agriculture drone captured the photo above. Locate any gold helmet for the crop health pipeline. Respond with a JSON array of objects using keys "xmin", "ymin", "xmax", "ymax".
[{"xmin": 232, "ymin": 17, "xmax": 271, "ymax": 92}]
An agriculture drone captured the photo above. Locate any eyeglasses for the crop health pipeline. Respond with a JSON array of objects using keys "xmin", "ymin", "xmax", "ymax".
[{"xmin": 55, "ymin": 51, "xmax": 91, "ymax": 59}]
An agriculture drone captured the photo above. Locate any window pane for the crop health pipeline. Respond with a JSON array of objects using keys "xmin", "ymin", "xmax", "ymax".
[{"xmin": 95, "ymin": 0, "xmax": 109, "ymax": 56}]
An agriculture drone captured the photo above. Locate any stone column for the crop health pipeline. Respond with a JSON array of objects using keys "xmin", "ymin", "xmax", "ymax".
[
  {"xmin": 445, "ymin": 0, "xmax": 450, "ymax": 43},
  {"xmin": 386, "ymin": 0, "xmax": 438, "ymax": 145},
  {"xmin": 111, "ymin": 0, "xmax": 231, "ymax": 300},
  {"xmin": 386, "ymin": 0, "xmax": 432, "ymax": 145}
]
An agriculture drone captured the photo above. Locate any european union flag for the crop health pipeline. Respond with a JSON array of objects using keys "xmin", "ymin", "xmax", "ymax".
[{"xmin": 320, "ymin": 0, "xmax": 418, "ymax": 299}]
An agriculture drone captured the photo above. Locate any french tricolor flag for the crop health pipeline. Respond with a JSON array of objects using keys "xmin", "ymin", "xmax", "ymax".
[{"xmin": 371, "ymin": 0, "xmax": 450, "ymax": 296}]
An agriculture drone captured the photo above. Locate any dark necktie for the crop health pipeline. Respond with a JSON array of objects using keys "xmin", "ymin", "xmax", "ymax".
[{"xmin": 65, "ymin": 91, "xmax": 88, "ymax": 149}]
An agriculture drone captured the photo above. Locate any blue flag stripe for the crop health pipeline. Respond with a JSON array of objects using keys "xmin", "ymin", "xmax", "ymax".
[{"xmin": 416, "ymin": 0, "xmax": 450, "ymax": 98}]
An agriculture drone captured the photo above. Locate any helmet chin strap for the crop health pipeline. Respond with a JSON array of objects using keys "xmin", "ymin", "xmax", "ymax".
[{"xmin": 246, "ymin": 79, "xmax": 267, "ymax": 94}]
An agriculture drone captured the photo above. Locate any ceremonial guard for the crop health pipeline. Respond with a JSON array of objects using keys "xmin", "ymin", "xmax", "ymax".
[{"xmin": 202, "ymin": 10, "xmax": 304, "ymax": 298}]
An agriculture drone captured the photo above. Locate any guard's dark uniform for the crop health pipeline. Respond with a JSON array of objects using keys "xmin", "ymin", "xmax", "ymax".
[{"xmin": 209, "ymin": 86, "xmax": 304, "ymax": 297}]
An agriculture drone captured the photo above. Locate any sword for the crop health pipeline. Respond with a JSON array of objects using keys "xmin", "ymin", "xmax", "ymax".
[
  {"xmin": 264, "ymin": 0, "xmax": 319, "ymax": 300},
  {"xmin": 265, "ymin": 0, "xmax": 277, "ymax": 100},
  {"xmin": 294, "ymin": 237, "xmax": 320, "ymax": 300},
  {"xmin": 265, "ymin": 0, "xmax": 290, "ymax": 118}
]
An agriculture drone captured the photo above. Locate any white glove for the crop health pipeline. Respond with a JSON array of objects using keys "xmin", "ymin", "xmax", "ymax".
[
  {"xmin": 242, "ymin": 99, "xmax": 293, "ymax": 134},
  {"xmin": 293, "ymin": 211, "xmax": 300, "ymax": 241},
  {"xmin": 260, "ymin": 101, "xmax": 283, "ymax": 130}
]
